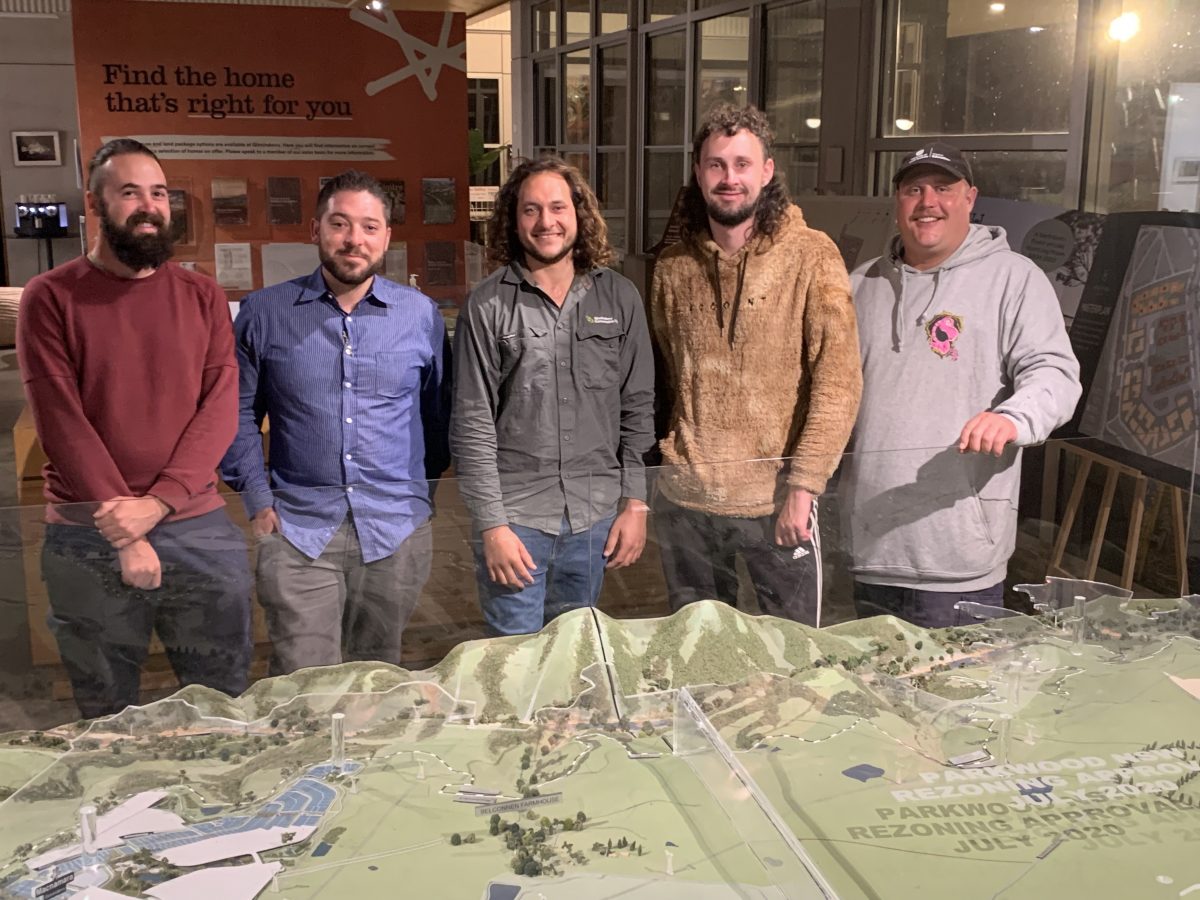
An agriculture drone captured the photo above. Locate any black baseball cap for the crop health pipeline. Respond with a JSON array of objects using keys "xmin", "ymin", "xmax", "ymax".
[{"xmin": 892, "ymin": 142, "xmax": 974, "ymax": 187}]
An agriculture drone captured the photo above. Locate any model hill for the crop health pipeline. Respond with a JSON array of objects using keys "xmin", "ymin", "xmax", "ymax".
[
  {"xmin": 46, "ymin": 601, "xmax": 981, "ymax": 740},
  {"xmin": 596, "ymin": 601, "xmax": 955, "ymax": 697},
  {"xmin": 38, "ymin": 593, "xmax": 1192, "ymax": 741}
]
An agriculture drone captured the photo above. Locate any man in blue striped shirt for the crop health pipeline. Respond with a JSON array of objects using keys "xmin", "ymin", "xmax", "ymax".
[{"xmin": 220, "ymin": 170, "xmax": 450, "ymax": 674}]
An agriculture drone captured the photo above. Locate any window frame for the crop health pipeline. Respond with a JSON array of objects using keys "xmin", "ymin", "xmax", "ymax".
[{"xmin": 867, "ymin": 0, "xmax": 1095, "ymax": 206}]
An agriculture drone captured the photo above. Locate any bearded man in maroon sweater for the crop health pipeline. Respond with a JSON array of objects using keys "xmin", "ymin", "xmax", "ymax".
[{"xmin": 17, "ymin": 139, "xmax": 252, "ymax": 718}]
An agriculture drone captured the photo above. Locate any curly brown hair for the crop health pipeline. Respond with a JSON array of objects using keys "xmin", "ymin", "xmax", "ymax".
[
  {"xmin": 487, "ymin": 156, "xmax": 615, "ymax": 270},
  {"xmin": 680, "ymin": 103, "xmax": 792, "ymax": 242}
]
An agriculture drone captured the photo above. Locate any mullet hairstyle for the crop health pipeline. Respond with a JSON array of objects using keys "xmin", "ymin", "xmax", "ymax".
[
  {"xmin": 680, "ymin": 103, "xmax": 792, "ymax": 242},
  {"xmin": 315, "ymin": 169, "xmax": 392, "ymax": 222},
  {"xmin": 87, "ymin": 138, "xmax": 161, "ymax": 192},
  {"xmin": 487, "ymin": 156, "xmax": 615, "ymax": 271}
]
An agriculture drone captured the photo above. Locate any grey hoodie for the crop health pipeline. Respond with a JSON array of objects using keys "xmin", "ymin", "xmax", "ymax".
[{"xmin": 843, "ymin": 224, "xmax": 1081, "ymax": 591}]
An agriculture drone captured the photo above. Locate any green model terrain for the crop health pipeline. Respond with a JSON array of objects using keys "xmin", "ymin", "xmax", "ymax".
[{"xmin": 0, "ymin": 596, "xmax": 1196, "ymax": 899}]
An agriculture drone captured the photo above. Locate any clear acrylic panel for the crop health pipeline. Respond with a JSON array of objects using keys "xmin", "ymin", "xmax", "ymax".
[{"xmin": 0, "ymin": 431, "xmax": 1197, "ymax": 896}]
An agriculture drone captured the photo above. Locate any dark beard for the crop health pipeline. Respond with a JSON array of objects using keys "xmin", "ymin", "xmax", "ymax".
[
  {"xmin": 97, "ymin": 201, "xmax": 174, "ymax": 271},
  {"xmin": 319, "ymin": 251, "xmax": 384, "ymax": 287},
  {"xmin": 706, "ymin": 196, "xmax": 758, "ymax": 228},
  {"xmin": 522, "ymin": 242, "xmax": 574, "ymax": 267}
]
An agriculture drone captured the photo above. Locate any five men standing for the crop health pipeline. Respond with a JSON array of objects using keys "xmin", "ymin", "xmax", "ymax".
[
  {"xmin": 451, "ymin": 158, "xmax": 655, "ymax": 635},
  {"xmin": 220, "ymin": 170, "xmax": 450, "ymax": 673},
  {"xmin": 18, "ymin": 139, "xmax": 253, "ymax": 717},
  {"xmin": 649, "ymin": 105, "xmax": 862, "ymax": 626},
  {"xmin": 17, "ymin": 126, "xmax": 1087, "ymax": 717}
]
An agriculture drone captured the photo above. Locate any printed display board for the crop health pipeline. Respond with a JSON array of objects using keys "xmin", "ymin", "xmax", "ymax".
[
  {"xmin": 1078, "ymin": 225, "xmax": 1200, "ymax": 475},
  {"xmin": 71, "ymin": 0, "xmax": 468, "ymax": 300}
]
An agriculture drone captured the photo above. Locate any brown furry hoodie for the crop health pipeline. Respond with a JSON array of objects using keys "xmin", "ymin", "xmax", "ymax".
[{"xmin": 650, "ymin": 203, "xmax": 862, "ymax": 517}]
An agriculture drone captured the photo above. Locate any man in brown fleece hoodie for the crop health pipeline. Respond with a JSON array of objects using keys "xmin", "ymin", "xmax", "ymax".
[{"xmin": 649, "ymin": 104, "xmax": 862, "ymax": 626}]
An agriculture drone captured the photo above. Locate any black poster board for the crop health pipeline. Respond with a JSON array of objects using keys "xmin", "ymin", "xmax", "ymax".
[{"xmin": 1064, "ymin": 211, "xmax": 1200, "ymax": 489}]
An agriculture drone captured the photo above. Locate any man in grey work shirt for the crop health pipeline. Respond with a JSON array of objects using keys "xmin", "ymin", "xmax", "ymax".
[{"xmin": 451, "ymin": 157, "xmax": 655, "ymax": 636}]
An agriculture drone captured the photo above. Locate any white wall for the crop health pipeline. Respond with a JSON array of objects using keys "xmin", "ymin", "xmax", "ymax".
[
  {"xmin": 467, "ymin": 3, "xmax": 513, "ymax": 151},
  {"xmin": 0, "ymin": 13, "xmax": 81, "ymax": 286},
  {"xmin": 1160, "ymin": 82, "xmax": 1200, "ymax": 212}
]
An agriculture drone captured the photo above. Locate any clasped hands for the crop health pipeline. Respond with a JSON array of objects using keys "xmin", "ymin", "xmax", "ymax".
[{"xmin": 94, "ymin": 495, "xmax": 170, "ymax": 590}]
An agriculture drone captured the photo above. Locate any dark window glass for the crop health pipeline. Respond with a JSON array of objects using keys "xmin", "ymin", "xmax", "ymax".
[
  {"xmin": 467, "ymin": 77, "xmax": 501, "ymax": 145},
  {"xmin": 599, "ymin": 43, "xmax": 628, "ymax": 146}
]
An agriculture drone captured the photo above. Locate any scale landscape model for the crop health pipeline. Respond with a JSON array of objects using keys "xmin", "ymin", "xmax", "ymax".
[{"xmin": 0, "ymin": 580, "xmax": 1197, "ymax": 899}]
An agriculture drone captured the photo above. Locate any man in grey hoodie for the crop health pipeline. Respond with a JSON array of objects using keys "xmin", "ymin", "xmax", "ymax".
[{"xmin": 843, "ymin": 143, "xmax": 1081, "ymax": 627}]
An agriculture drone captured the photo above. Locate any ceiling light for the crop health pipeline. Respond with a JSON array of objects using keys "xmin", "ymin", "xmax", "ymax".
[
  {"xmin": 805, "ymin": 117, "xmax": 821, "ymax": 129},
  {"xmin": 894, "ymin": 118, "xmax": 915, "ymax": 131},
  {"xmin": 1108, "ymin": 11, "xmax": 1140, "ymax": 42},
  {"xmin": 989, "ymin": 2, "xmax": 1005, "ymax": 12},
  {"xmin": 368, "ymin": 0, "xmax": 383, "ymax": 9},
  {"xmin": 1029, "ymin": 25, "xmax": 1045, "ymax": 32}
]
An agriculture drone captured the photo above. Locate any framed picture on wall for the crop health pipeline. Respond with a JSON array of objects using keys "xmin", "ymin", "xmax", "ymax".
[
  {"xmin": 1175, "ymin": 158, "xmax": 1200, "ymax": 183},
  {"xmin": 12, "ymin": 131, "xmax": 62, "ymax": 167},
  {"xmin": 422, "ymin": 178, "xmax": 457, "ymax": 225}
]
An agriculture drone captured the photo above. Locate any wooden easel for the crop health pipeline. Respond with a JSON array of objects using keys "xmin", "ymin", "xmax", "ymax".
[{"xmin": 1047, "ymin": 441, "xmax": 1190, "ymax": 593}]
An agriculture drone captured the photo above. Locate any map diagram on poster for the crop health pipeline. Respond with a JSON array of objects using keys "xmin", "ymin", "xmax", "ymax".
[{"xmin": 1079, "ymin": 225, "xmax": 1200, "ymax": 473}]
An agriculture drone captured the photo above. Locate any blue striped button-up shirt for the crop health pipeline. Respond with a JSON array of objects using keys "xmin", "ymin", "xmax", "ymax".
[{"xmin": 220, "ymin": 267, "xmax": 451, "ymax": 562}]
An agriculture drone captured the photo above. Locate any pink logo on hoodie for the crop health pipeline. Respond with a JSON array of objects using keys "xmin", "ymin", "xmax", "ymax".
[{"xmin": 926, "ymin": 312, "xmax": 963, "ymax": 360}]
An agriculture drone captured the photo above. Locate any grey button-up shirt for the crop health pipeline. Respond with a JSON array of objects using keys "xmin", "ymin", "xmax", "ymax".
[{"xmin": 451, "ymin": 261, "xmax": 655, "ymax": 534}]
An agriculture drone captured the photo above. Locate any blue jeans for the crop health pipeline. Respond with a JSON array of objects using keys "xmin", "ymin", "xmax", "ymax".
[{"xmin": 474, "ymin": 513, "xmax": 616, "ymax": 636}]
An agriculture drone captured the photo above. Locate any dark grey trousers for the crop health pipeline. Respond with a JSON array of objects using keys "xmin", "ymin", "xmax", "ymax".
[
  {"xmin": 655, "ymin": 496, "xmax": 821, "ymax": 626},
  {"xmin": 256, "ymin": 517, "xmax": 432, "ymax": 675},
  {"xmin": 43, "ymin": 509, "xmax": 252, "ymax": 719}
]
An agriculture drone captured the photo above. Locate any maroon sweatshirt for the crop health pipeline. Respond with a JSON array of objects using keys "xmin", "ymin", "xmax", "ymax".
[{"xmin": 17, "ymin": 257, "xmax": 237, "ymax": 524}]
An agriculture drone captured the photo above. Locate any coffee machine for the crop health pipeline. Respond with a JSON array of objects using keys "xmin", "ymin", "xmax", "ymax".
[{"xmin": 13, "ymin": 196, "xmax": 70, "ymax": 238}]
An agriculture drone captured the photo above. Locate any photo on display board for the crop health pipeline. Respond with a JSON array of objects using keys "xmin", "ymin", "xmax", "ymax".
[
  {"xmin": 11, "ymin": 131, "xmax": 61, "ymax": 167},
  {"xmin": 211, "ymin": 177, "xmax": 249, "ymax": 227},
  {"xmin": 380, "ymin": 179, "xmax": 406, "ymax": 226},
  {"xmin": 215, "ymin": 242, "xmax": 254, "ymax": 290},
  {"xmin": 424, "ymin": 241, "xmax": 457, "ymax": 285},
  {"xmin": 422, "ymin": 178, "xmax": 456, "ymax": 225},
  {"xmin": 167, "ymin": 189, "xmax": 192, "ymax": 246},
  {"xmin": 267, "ymin": 177, "xmax": 303, "ymax": 226}
]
